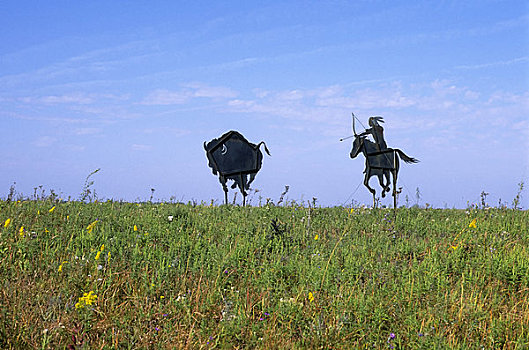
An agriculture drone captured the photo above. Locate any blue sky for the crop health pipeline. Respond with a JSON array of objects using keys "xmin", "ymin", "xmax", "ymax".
[{"xmin": 2, "ymin": 1, "xmax": 528, "ymax": 208}]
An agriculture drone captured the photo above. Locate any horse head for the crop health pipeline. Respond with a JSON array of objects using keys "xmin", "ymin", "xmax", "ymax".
[{"xmin": 350, "ymin": 136, "xmax": 366, "ymax": 159}]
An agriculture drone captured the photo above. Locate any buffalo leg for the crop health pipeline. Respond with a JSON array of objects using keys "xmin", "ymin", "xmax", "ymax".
[
  {"xmin": 219, "ymin": 176, "xmax": 228, "ymax": 205},
  {"xmin": 247, "ymin": 172, "xmax": 256, "ymax": 188},
  {"xmin": 241, "ymin": 173, "xmax": 248, "ymax": 207},
  {"xmin": 235, "ymin": 173, "xmax": 248, "ymax": 206}
]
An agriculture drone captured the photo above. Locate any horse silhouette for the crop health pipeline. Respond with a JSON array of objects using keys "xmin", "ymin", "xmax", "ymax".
[{"xmin": 350, "ymin": 135, "xmax": 418, "ymax": 208}]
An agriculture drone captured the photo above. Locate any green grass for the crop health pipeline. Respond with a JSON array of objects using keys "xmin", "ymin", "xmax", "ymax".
[{"xmin": 0, "ymin": 199, "xmax": 528, "ymax": 349}]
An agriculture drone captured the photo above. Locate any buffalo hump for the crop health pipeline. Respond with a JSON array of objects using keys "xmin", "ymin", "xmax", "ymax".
[{"xmin": 205, "ymin": 131, "xmax": 262, "ymax": 176}]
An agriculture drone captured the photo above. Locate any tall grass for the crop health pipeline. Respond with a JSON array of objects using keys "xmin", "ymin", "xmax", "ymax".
[{"xmin": 0, "ymin": 198, "xmax": 527, "ymax": 348}]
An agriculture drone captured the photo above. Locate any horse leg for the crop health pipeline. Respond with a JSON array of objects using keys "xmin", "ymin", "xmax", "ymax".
[
  {"xmin": 392, "ymin": 170, "xmax": 398, "ymax": 209},
  {"xmin": 384, "ymin": 170, "xmax": 391, "ymax": 193},
  {"xmin": 377, "ymin": 174, "xmax": 388, "ymax": 198},
  {"xmin": 364, "ymin": 173, "xmax": 377, "ymax": 208},
  {"xmin": 392, "ymin": 156, "xmax": 400, "ymax": 209}
]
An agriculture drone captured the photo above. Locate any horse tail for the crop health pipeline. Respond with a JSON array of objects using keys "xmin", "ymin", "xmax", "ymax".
[
  {"xmin": 256, "ymin": 141, "xmax": 271, "ymax": 156},
  {"xmin": 395, "ymin": 149, "xmax": 419, "ymax": 164}
]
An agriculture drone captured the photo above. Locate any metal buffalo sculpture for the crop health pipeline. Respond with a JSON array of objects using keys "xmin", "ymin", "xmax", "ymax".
[
  {"xmin": 345, "ymin": 113, "xmax": 418, "ymax": 208},
  {"xmin": 204, "ymin": 130, "xmax": 270, "ymax": 206}
]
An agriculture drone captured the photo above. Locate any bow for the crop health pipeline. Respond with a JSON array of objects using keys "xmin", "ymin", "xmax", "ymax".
[
  {"xmin": 339, "ymin": 112, "xmax": 360, "ymax": 141},
  {"xmin": 352, "ymin": 112, "xmax": 357, "ymax": 137}
]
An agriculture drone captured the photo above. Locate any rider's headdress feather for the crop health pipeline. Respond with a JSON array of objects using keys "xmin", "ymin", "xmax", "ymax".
[{"xmin": 369, "ymin": 116, "xmax": 384, "ymax": 126}]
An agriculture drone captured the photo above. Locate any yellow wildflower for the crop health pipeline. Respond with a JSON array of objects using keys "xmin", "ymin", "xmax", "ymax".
[
  {"xmin": 314, "ymin": 234, "xmax": 319, "ymax": 241},
  {"xmin": 469, "ymin": 219, "xmax": 477, "ymax": 228},
  {"xmin": 107, "ymin": 251, "xmax": 111, "ymax": 261},
  {"xmin": 95, "ymin": 243, "xmax": 104, "ymax": 260},
  {"xmin": 75, "ymin": 291, "xmax": 98, "ymax": 309},
  {"xmin": 86, "ymin": 220, "xmax": 98, "ymax": 233},
  {"xmin": 58, "ymin": 261, "xmax": 67, "ymax": 272},
  {"xmin": 48, "ymin": 206, "xmax": 56, "ymax": 213},
  {"xmin": 134, "ymin": 225, "xmax": 138, "ymax": 232},
  {"xmin": 308, "ymin": 292, "xmax": 315, "ymax": 302},
  {"xmin": 19, "ymin": 226, "xmax": 25, "ymax": 238},
  {"xmin": 4, "ymin": 218, "xmax": 11, "ymax": 228}
]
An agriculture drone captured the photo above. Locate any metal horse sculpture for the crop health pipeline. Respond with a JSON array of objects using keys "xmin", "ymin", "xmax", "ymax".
[
  {"xmin": 348, "ymin": 115, "xmax": 418, "ymax": 208},
  {"xmin": 204, "ymin": 130, "xmax": 270, "ymax": 206}
]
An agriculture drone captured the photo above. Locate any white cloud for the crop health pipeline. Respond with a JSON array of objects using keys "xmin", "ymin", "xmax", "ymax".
[
  {"xmin": 143, "ymin": 127, "xmax": 190, "ymax": 137},
  {"xmin": 9, "ymin": 114, "xmax": 92, "ymax": 124},
  {"xmin": 141, "ymin": 83, "xmax": 238, "ymax": 105},
  {"xmin": 75, "ymin": 127, "xmax": 102, "ymax": 136},
  {"xmin": 315, "ymin": 86, "xmax": 416, "ymax": 110},
  {"xmin": 18, "ymin": 93, "xmax": 130, "ymax": 106},
  {"xmin": 226, "ymin": 82, "xmax": 420, "ymax": 121},
  {"xmin": 33, "ymin": 136, "xmax": 57, "ymax": 148},
  {"xmin": 142, "ymin": 89, "xmax": 190, "ymax": 105},
  {"xmin": 131, "ymin": 144, "xmax": 152, "ymax": 151},
  {"xmin": 0, "ymin": 37, "xmax": 161, "ymax": 91},
  {"xmin": 227, "ymin": 99, "xmax": 256, "ymax": 108},
  {"xmin": 222, "ymin": 79, "xmax": 529, "ymax": 152},
  {"xmin": 455, "ymin": 56, "xmax": 529, "ymax": 70},
  {"xmin": 20, "ymin": 93, "xmax": 93, "ymax": 105},
  {"xmin": 183, "ymin": 82, "xmax": 238, "ymax": 99},
  {"xmin": 65, "ymin": 144, "xmax": 86, "ymax": 152}
]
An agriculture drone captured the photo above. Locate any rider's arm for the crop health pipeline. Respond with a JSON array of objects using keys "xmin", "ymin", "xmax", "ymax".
[{"xmin": 358, "ymin": 128, "xmax": 372, "ymax": 137}]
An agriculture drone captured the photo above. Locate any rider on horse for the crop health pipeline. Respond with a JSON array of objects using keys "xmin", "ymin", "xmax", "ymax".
[{"xmin": 358, "ymin": 116, "xmax": 387, "ymax": 151}]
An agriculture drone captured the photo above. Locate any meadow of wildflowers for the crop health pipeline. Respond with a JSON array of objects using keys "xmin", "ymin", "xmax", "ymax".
[{"xmin": 0, "ymin": 198, "xmax": 528, "ymax": 348}]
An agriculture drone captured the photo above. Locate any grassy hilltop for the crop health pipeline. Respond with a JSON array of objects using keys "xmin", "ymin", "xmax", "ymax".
[{"xmin": 0, "ymin": 199, "xmax": 528, "ymax": 349}]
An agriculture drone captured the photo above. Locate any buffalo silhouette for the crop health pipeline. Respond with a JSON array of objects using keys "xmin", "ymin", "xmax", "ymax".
[{"xmin": 204, "ymin": 130, "xmax": 270, "ymax": 205}]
